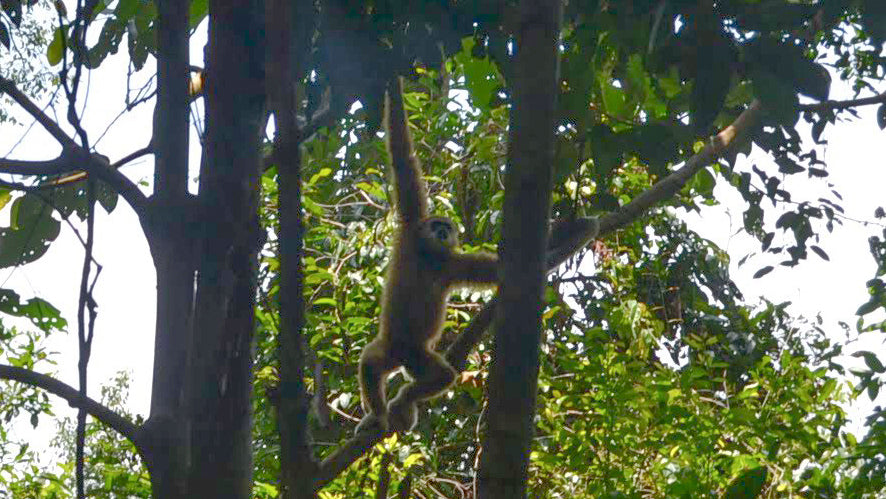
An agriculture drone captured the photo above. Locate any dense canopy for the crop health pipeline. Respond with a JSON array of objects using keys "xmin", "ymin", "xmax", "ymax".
[{"xmin": 1, "ymin": 1, "xmax": 886, "ymax": 498}]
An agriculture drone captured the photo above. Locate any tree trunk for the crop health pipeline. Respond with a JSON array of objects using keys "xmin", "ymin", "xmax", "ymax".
[
  {"xmin": 184, "ymin": 0, "xmax": 266, "ymax": 496},
  {"xmin": 144, "ymin": 0, "xmax": 194, "ymax": 496},
  {"xmin": 477, "ymin": 0, "xmax": 562, "ymax": 497},
  {"xmin": 266, "ymin": 0, "xmax": 319, "ymax": 497}
]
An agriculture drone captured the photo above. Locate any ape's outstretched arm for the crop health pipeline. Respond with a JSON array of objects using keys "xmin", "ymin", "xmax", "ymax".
[{"xmin": 385, "ymin": 77, "xmax": 428, "ymax": 226}]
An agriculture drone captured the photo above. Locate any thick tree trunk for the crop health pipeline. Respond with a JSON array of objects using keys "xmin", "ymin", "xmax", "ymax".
[
  {"xmin": 184, "ymin": 0, "xmax": 266, "ymax": 496},
  {"xmin": 145, "ymin": 0, "xmax": 194, "ymax": 496},
  {"xmin": 477, "ymin": 0, "xmax": 562, "ymax": 497}
]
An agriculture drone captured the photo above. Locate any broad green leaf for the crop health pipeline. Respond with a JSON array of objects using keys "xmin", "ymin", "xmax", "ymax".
[
  {"xmin": 0, "ymin": 188, "xmax": 11, "ymax": 211},
  {"xmin": 47, "ymin": 27, "xmax": 64, "ymax": 66},
  {"xmin": 0, "ymin": 195, "xmax": 61, "ymax": 267},
  {"xmin": 853, "ymin": 351, "xmax": 885, "ymax": 373},
  {"xmin": 0, "ymin": 288, "xmax": 67, "ymax": 332}
]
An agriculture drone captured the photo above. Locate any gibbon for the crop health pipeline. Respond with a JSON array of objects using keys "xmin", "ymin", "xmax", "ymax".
[{"xmin": 355, "ymin": 78, "xmax": 499, "ymax": 435}]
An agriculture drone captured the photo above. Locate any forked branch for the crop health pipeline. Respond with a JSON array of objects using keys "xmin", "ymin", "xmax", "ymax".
[{"xmin": 0, "ymin": 75, "xmax": 149, "ymax": 215}]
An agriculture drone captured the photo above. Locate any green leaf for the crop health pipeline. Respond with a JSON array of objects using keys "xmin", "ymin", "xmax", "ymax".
[
  {"xmin": 752, "ymin": 266, "xmax": 773, "ymax": 279},
  {"xmin": 0, "ymin": 195, "xmax": 61, "ymax": 267},
  {"xmin": 853, "ymin": 351, "xmax": 885, "ymax": 373},
  {"xmin": 746, "ymin": 38, "xmax": 830, "ymax": 101},
  {"xmin": 862, "ymin": 0, "xmax": 886, "ymax": 46},
  {"xmin": 189, "ymin": 0, "xmax": 208, "ymax": 28},
  {"xmin": 0, "ymin": 288, "xmax": 67, "ymax": 332},
  {"xmin": 810, "ymin": 245, "xmax": 829, "ymax": 261},
  {"xmin": 868, "ymin": 381, "xmax": 880, "ymax": 400},
  {"xmin": 355, "ymin": 182, "xmax": 385, "ymax": 201},
  {"xmin": 856, "ymin": 299, "xmax": 880, "ymax": 316},
  {"xmin": 600, "ymin": 80, "xmax": 628, "ymax": 119},
  {"xmin": 0, "ymin": 188, "xmax": 11, "ymax": 211},
  {"xmin": 47, "ymin": 27, "xmax": 65, "ymax": 66},
  {"xmin": 456, "ymin": 37, "xmax": 503, "ymax": 111},
  {"xmin": 89, "ymin": 0, "xmax": 112, "ymax": 20},
  {"xmin": 589, "ymin": 124, "xmax": 621, "ymax": 182},
  {"xmin": 812, "ymin": 119, "xmax": 827, "ymax": 142},
  {"xmin": 723, "ymin": 467, "xmax": 767, "ymax": 499},
  {"xmin": 775, "ymin": 156, "xmax": 804, "ymax": 175},
  {"xmin": 96, "ymin": 180, "xmax": 119, "ymax": 213},
  {"xmin": 302, "ymin": 196, "xmax": 323, "ymax": 217},
  {"xmin": 878, "ymin": 104, "xmax": 886, "ymax": 130}
]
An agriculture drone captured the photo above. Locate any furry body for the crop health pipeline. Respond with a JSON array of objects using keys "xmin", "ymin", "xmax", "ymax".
[{"xmin": 356, "ymin": 78, "xmax": 498, "ymax": 434}]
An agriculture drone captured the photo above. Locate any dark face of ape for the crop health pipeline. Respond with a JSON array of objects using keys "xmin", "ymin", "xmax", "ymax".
[{"xmin": 418, "ymin": 216, "xmax": 458, "ymax": 255}]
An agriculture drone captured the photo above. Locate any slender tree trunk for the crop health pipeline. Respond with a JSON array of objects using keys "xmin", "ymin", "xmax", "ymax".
[
  {"xmin": 266, "ymin": 0, "xmax": 319, "ymax": 497},
  {"xmin": 477, "ymin": 0, "xmax": 562, "ymax": 497},
  {"xmin": 145, "ymin": 0, "xmax": 194, "ymax": 496},
  {"xmin": 185, "ymin": 0, "xmax": 266, "ymax": 496}
]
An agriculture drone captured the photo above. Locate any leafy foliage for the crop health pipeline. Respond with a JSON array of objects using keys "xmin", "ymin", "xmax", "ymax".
[
  {"xmin": 1, "ymin": 372, "xmax": 150, "ymax": 499},
  {"xmin": 2, "ymin": 1, "xmax": 886, "ymax": 497}
]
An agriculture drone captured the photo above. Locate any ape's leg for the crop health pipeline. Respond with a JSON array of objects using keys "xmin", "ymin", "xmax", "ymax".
[
  {"xmin": 388, "ymin": 347, "xmax": 456, "ymax": 431},
  {"xmin": 355, "ymin": 339, "xmax": 397, "ymax": 435}
]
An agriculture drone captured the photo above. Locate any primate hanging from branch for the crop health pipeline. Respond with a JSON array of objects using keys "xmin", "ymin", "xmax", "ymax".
[{"xmin": 354, "ymin": 77, "xmax": 501, "ymax": 435}]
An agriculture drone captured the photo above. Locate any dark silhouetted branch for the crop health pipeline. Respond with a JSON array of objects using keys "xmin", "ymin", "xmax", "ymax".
[
  {"xmin": 799, "ymin": 92, "xmax": 886, "ymax": 112},
  {"xmin": 0, "ymin": 76, "xmax": 149, "ymax": 215},
  {"xmin": 0, "ymin": 75, "xmax": 78, "ymax": 149},
  {"xmin": 0, "ymin": 364, "xmax": 142, "ymax": 448}
]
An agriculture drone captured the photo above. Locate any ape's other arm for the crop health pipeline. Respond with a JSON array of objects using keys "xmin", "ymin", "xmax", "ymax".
[
  {"xmin": 447, "ymin": 252, "xmax": 499, "ymax": 287},
  {"xmin": 386, "ymin": 77, "xmax": 428, "ymax": 226}
]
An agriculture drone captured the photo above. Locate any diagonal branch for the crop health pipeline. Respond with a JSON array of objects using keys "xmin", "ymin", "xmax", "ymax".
[
  {"xmin": 447, "ymin": 100, "xmax": 764, "ymax": 385},
  {"xmin": 0, "ymin": 75, "xmax": 78, "ymax": 150},
  {"xmin": 315, "ymin": 99, "xmax": 765, "ymax": 484},
  {"xmin": 0, "ymin": 76, "xmax": 149, "ymax": 216},
  {"xmin": 0, "ymin": 364, "xmax": 143, "ymax": 449},
  {"xmin": 597, "ymin": 99, "xmax": 763, "ymax": 235}
]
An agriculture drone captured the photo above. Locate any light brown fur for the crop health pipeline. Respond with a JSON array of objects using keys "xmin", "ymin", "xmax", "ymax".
[{"xmin": 355, "ymin": 78, "xmax": 498, "ymax": 435}]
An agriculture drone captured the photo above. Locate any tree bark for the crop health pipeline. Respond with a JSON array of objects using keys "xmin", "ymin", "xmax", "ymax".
[
  {"xmin": 477, "ymin": 1, "xmax": 562, "ymax": 497},
  {"xmin": 266, "ymin": 0, "xmax": 319, "ymax": 497},
  {"xmin": 185, "ymin": 0, "xmax": 266, "ymax": 496},
  {"xmin": 144, "ymin": 0, "xmax": 193, "ymax": 496}
]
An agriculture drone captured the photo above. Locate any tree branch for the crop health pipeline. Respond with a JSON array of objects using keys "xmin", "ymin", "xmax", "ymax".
[
  {"xmin": 0, "ymin": 157, "xmax": 73, "ymax": 176},
  {"xmin": 448, "ymin": 99, "xmax": 765, "ymax": 365},
  {"xmin": 66, "ymin": 151, "xmax": 149, "ymax": 216},
  {"xmin": 0, "ymin": 75, "xmax": 78, "ymax": 150},
  {"xmin": 0, "ymin": 150, "xmax": 148, "ymax": 215},
  {"xmin": 799, "ymin": 92, "xmax": 886, "ymax": 112},
  {"xmin": 315, "ymin": 98, "xmax": 765, "ymax": 484},
  {"xmin": 0, "ymin": 364, "xmax": 143, "ymax": 448},
  {"xmin": 0, "ymin": 76, "xmax": 150, "ymax": 215},
  {"xmin": 47, "ymin": 144, "xmax": 155, "ymax": 186},
  {"xmin": 316, "ymin": 434, "xmax": 378, "ymax": 489},
  {"xmin": 598, "ymin": 99, "xmax": 763, "ymax": 234}
]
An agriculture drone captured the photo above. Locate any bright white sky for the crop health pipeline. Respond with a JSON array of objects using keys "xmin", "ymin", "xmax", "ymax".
[{"xmin": 1, "ymin": 19, "xmax": 885, "ymax": 454}]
